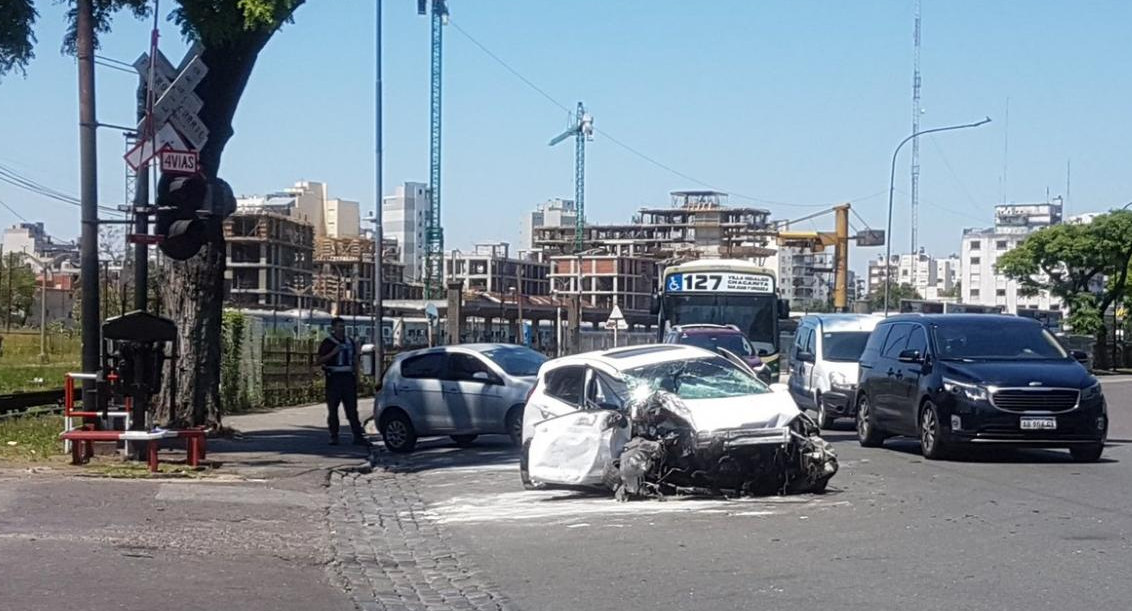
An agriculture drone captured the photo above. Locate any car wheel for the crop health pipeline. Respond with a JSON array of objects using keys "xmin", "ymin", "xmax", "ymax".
[
  {"xmin": 919, "ymin": 401, "xmax": 950, "ymax": 460},
  {"xmin": 450, "ymin": 434, "xmax": 478, "ymax": 447},
  {"xmin": 1069, "ymin": 443, "xmax": 1104, "ymax": 462},
  {"xmin": 519, "ymin": 439, "xmax": 539, "ymax": 490},
  {"xmin": 380, "ymin": 411, "xmax": 417, "ymax": 453},
  {"xmin": 856, "ymin": 394, "xmax": 885, "ymax": 447},
  {"xmin": 815, "ymin": 394, "xmax": 834, "ymax": 430},
  {"xmin": 505, "ymin": 406, "xmax": 524, "ymax": 448}
]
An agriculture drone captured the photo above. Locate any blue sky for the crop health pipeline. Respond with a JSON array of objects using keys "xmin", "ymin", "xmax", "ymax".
[{"xmin": 2, "ymin": 1, "xmax": 1130, "ymax": 275}]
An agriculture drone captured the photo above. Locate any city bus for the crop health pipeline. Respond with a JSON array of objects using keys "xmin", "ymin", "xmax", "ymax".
[{"xmin": 655, "ymin": 259, "xmax": 790, "ymax": 378}]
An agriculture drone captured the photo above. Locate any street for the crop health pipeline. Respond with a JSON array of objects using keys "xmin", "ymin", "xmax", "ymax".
[{"xmin": 342, "ymin": 376, "xmax": 1132, "ymax": 611}]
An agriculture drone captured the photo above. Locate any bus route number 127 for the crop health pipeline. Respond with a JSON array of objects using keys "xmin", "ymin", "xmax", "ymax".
[{"xmin": 668, "ymin": 273, "xmax": 722, "ymax": 292}]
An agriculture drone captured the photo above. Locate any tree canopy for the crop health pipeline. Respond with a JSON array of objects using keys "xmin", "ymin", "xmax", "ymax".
[
  {"xmin": 997, "ymin": 210, "xmax": 1132, "ymax": 333},
  {"xmin": 868, "ymin": 283, "xmax": 921, "ymax": 312}
]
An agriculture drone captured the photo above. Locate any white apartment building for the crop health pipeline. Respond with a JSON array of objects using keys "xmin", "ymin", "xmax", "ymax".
[
  {"xmin": 324, "ymin": 198, "xmax": 361, "ymax": 238},
  {"xmin": 778, "ymin": 247, "xmax": 832, "ymax": 308},
  {"xmin": 868, "ymin": 251, "xmax": 960, "ymax": 300},
  {"xmin": 384, "ymin": 182, "xmax": 429, "ymax": 283},
  {"xmin": 520, "ymin": 198, "xmax": 577, "ymax": 252},
  {"xmin": 960, "ymin": 200, "xmax": 1064, "ymax": 312},
  {"xmin": 285, "ymin": 181, "xmax": 328, "ymax": 235}
]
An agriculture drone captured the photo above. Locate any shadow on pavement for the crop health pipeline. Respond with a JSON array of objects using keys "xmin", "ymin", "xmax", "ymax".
[
  {"xmin": 882, "ymin": 437, "xmax": 1120, "ymax": 464},
  {"xmin": 208, "ymin": 424, "xmax": 375, "ymax": 463},
  {"xmin": 377, "ymin": 434, "xmax": 520, "ymax": 474}
]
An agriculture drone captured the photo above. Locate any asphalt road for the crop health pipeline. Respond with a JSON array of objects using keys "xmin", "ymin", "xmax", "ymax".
[{"xmin": 384, "ymin": 376, "xmax": 1132, "ymax": 611}]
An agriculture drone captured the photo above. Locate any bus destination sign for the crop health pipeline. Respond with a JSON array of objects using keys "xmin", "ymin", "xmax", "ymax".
[{"xmin": 666, "ymin": 272, "xmax": 774, "ymax": 294}]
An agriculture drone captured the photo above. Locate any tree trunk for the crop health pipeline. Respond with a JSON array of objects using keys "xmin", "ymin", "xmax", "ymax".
[{"xmin": 157, "ymin": 34, "xmax": 271, "ymax": 428}]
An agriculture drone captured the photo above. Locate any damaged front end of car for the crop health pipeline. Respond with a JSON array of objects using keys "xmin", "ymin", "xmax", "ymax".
[{"xmin": 610, "ymin": 391, "xmax": 838, "ymax": 501}]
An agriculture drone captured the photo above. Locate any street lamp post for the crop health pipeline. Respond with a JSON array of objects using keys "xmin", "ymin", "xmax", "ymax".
[{"xmin": 884, "ymin": 117, "xmax": 992, "ymax": 315}]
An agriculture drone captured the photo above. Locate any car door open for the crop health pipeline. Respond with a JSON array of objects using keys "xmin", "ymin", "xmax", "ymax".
[{"xmin": 527, "ymin": 408, "xmax": 629, "ymax": 486}]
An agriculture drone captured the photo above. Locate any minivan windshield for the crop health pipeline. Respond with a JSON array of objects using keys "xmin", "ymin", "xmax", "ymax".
[
  {"xmin": 821, "ymin": 331, "xmax": 871, "ymax": 362},
  {"xmin": 933, "ymin": 321, "xmax": 1068, "ymax": 361},
  {"xmin": 625, "ymin": 355, "xmax": 767, "ymax": 400},
  {"xmin": 480, "ymin": 346, "xmax": 547, "ymax": 376}
]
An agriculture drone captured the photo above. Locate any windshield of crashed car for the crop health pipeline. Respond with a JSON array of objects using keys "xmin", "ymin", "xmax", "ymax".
[
  {"xmin": 480, "ymin": 346, "xmax": 547, "ymax": 376},
  {"xmin": 624, "ymin": 355, "xmax": 768, "ymax": 400},
  {"xmin": 933, "ymin": 321, "xmax": 1068, "ymax": 360}
]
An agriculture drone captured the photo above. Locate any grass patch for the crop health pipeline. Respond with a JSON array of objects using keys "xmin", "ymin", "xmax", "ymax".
[
  {"xmin": 0, "ymin": 414, "xmax": 64, "ymax": 461},
  {"xmin": 0, "ymin": 331, "xmax": 81, "ymax": 393},
  {"xmin": 0, "ymin": 362, "xmax": 79, "ymax": 393},
  {"xmin": 80, "ymin": 461, "xmax": 208, "ymax": 479}
]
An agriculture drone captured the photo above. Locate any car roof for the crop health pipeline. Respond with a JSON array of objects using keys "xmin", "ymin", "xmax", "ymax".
[
  {"xmin": 879, "ymin": 314, "xmax": 1040, "ymax": 327},
  {"xmin": 672, "ymin": 324, "xmax": 743, "ymax": 335},
  {"xmin": 543, "ymin": 343, "xmax": 719, "ymax": 375},
  {"xmin": 393, "ymin": 343, "xmax": 525, "ymax": 359},
  {"xmin": 801, "ymin": 314, "xmax": 883, "ymax": 332}
]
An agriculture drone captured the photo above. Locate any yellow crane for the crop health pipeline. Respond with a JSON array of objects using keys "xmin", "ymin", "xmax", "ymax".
[{"xmin": 775, "ymin": 204, "xmax": 884, "ymax": 312}]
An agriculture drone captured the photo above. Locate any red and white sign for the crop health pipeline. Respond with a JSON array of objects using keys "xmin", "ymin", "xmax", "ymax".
[{"xmin": 160, "ymin": 149, "xmax": 199, "ymax": 175}]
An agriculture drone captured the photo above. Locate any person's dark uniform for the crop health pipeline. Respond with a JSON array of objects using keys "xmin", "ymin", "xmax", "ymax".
[{"xmin": 317, "ymin": 325, "xmax": 366, "ymax": 445}]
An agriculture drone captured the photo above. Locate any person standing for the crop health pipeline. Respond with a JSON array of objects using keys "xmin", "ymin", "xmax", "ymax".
[{"xmin": 317, "ymin": 317, "xmax": 368, "ymax": 446}]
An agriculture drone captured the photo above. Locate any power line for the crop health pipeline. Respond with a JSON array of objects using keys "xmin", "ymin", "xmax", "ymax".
[
  {"xmin": 0, "ymin": 163, "xmax": 123, "ymax": 216},
  {"xmin": 0, "ymin": 197, "xmax": 30, "ymax": 223},
  {"xmin": 449, "ymin": 19, "xmax": 871, "ymax": 210},
  {"xmin": 93, "ymin": 59, "xmax": 137, "ymax": 75},
  {"xmin": 94, "ymin": 54, "xmax": 134, "ymax": 69}
]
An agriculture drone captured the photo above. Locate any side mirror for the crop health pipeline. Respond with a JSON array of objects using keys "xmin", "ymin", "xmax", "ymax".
[
  {"xmin": 778, "ymin": 299, "xmax": 791, "ymax": 319},
  {"xmin": 796, "ymin": 351, "xmax": 815, "ymax": 363},
  {"xmin": 649, "ymin": 294, "xmax": 660, "ymax": 316},
  {"xmin": 1071, "ymin": 350, "xmax": 1090, "ymax": 365},
  {"xmin": 898, "ymin": 349, "xmax": 923, "ymax": 363}
]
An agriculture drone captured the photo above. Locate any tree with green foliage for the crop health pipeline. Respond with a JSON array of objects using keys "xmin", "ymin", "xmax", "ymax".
[
  {"xmin": 0, "ymin": 253, "xmax": 37, "ymax": 327},
  {"xmin": 2, "ymin": 1, "xmax": 304, "ymax": 427},
  {"xmin": 997, "ymin": 210, "xmax": 1132, "ymax": 368},
  {"xmin": 868, "ymin": 283, "xmax": 921, "ymax": 312}
]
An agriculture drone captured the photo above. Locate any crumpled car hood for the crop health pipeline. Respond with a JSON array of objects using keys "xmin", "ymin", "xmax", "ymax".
[{"xmin": 680, "ymin": 391, "xmax": 801, "ymax": 434}]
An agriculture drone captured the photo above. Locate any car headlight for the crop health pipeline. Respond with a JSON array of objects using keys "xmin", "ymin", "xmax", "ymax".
[
  {"xmin": 942, "ymin": 378, "xmax": 988, "ymax": 402},
  {"xmin": 829, "ymin": 371, "xmax": 853, "ymax": 390},
  {"xmin": 1081, "ymin": 381, "xmax": 1102, "ymax": 402}
]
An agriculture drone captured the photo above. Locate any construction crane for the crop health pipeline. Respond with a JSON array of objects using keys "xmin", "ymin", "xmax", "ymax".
[
  {"xmin": 419, "ymin": 0, "xmax": 448, "ymax": 298},
  {"xmin": 776, "ymin": 204, "xmax": 884, "ymax": 312},
  {"xmin": 548, "ymin": 102, "xmax": 594, "ymax": 252}
]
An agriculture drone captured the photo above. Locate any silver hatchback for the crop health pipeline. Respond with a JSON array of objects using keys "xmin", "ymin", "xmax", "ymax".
[{"xmin": 374, "ymin": 344, "xmax": 547, "ymax": 452}]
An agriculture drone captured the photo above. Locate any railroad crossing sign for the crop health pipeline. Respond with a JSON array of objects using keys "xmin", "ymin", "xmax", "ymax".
[
  {"xmin": 605, "ymin": 305, "xmax": 629, "ymax": 330},
  {"xmin": 123, "ymin": 48, "xmax": 209, "ymax": 170},
  {"xmin": 160, "ymin": 149, "xmax": 199, "ymax": 175}
]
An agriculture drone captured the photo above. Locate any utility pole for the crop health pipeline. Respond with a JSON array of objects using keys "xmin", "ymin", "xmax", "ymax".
[
  {"xmin": 373, "ymin": 0, "xmax": 385, "ymax": 376},
  {"xmin": 833, "ymin": 204, "xmax": 850, "ymax": 312},
  {"xmin": 132, "ymin": 77, "xmax": 149, "ymax": 312},
  {"xmin": 77, "ymin": 0, "xmax": 101, "ymax": 375}
]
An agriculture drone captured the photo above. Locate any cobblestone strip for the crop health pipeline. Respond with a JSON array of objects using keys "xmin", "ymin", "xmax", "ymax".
[{"xmin": 327, "ymin": 466, "xmax": 516, "ymax": 611}]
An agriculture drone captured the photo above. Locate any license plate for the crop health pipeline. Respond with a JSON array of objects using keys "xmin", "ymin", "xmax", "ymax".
[{"xmin": 1020, "ymin": 417, "xmax": 1057, "ymax": 430}]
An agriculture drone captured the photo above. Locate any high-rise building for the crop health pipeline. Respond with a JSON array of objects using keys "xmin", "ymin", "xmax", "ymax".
[
  {"xmin": 384, "ymin": 182, "xmax": 429, "ymax": 283},
  {"xmin": 777, "ymin": 247, "xmax": 833, "ymax": 309},
  {"xmin": 324, "ymin": 198, "xmax": 361, "ymax": 238},
  {"xmin": 520, "ymin": 198, "xmax": 577, "ymax": 253},
  {"xmin": 961, "ymin": 199, "xmax": 1065, "ymax": 312}
]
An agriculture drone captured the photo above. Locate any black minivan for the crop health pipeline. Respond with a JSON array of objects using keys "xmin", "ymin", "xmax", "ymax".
[{"xmin": 856, "ymin": 314, "xmax": 1107, "ymax": 461}]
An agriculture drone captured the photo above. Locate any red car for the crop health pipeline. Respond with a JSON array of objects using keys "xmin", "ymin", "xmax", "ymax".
[{"xmin": 662, "ymin": 324, "xmax": 773, "ymax": 384}]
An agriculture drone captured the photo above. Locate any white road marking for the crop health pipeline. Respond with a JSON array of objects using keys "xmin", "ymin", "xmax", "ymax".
[{"xmin": 422, "ymin": 490, "xmax": 844, "ymax": 525}]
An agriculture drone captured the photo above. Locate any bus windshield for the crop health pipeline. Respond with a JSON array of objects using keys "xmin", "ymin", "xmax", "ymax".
[{"xmin": 662, "ymin": 293, "xmax": 777, "ymax": 355}]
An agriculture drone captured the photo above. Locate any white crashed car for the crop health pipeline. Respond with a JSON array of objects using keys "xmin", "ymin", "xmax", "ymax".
[{"xmin": 520, "ymin": 344, "xmax": 837, "ymax": 498}]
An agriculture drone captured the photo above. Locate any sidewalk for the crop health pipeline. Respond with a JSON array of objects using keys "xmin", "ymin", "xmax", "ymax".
[{"xmin": 0, "ymin": 401, "xmax": 373, "ymax": 611}]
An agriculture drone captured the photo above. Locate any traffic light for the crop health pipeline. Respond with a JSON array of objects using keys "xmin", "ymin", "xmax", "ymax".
[{"xmin": 155, "ymin": 173, "xmax": 207, "ymax": 260}]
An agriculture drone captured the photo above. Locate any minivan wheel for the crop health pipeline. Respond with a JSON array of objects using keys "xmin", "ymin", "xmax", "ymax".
[
  {"xmin": 1069, "ymin": 443, "xmax": 1104, "ymax": 462},
  {"xmin": 815, "ymin": 394, "xmax": 834, "ymax": 430},
  {"xmin": 919, "ymin": 401, "xmax": 949, "ymax": 460},
  {"xmin": 380, "ymin": 411, "xmax": 417, "ymax": 453},
  {"xmin": 856, "ymin": 394, "xmax": 885, "ymax": 447}
]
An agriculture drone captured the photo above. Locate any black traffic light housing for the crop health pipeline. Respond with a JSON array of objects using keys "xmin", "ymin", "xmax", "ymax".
[{"xmin": 155, "ymin": 173, "xmax": 208, "ymax": 260}]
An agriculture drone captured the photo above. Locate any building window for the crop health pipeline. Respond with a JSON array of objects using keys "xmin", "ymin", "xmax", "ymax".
[
  {"xmin": 970, "ymin": 289, "xmax": 980, "ymax": 298},
  {"xmin": 970, "ymin": 257, "xmax": 981, "ymax": 265},
  {"xmin": 996, "ymin": 240, "xmax": 1008, "ymax": 250},
  {"xmin": 996, "ymin": 289, "xmax": 1006, "ymax": 297},
  {"xmin": 970, "ymin": 240, "xmax": 981, "ymax": 250}
]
